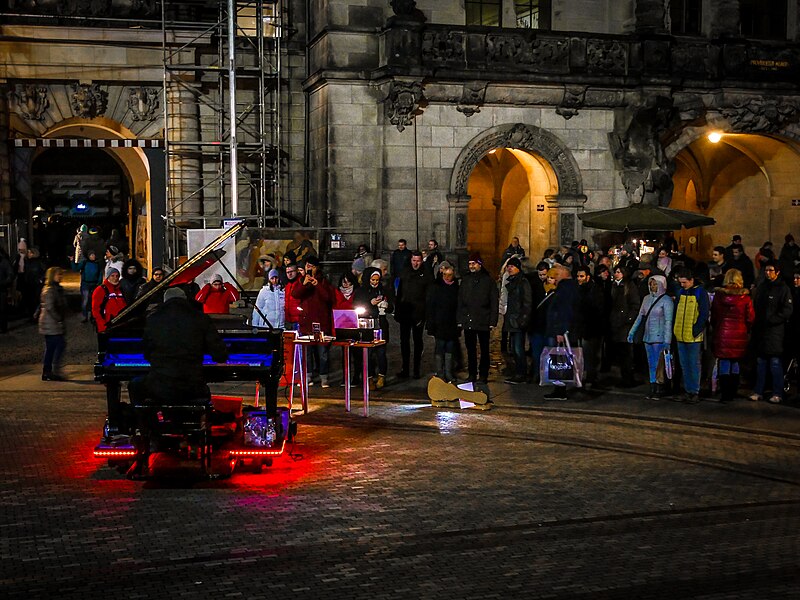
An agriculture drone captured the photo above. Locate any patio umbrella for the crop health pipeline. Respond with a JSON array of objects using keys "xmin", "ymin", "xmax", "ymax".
[{"xmin": 578, "ymin": 203, "xmax": 715, "ymax": 232}]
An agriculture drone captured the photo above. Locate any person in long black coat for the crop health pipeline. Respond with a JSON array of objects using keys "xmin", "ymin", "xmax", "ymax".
[
  {"xmin": 426, "ymin": 261, "xmax": 461, "ymax": 383},
  {"xmin": 457, "ymin": 253, "xmax": 498, "ymax": 383},
  {"xmin": 610, "ymin": 265, "xmax": 640, "ymax": 385}
]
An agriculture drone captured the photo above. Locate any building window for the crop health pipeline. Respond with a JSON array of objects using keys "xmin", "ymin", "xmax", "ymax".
[
  {"xmin": 740, "ymin": 0, "xmax": 787, "ymax": 39},
  {"xmin": 670, "ymin": 0, "xmax": 701, "ymax": 35},
  {"xmin": 514, "ymin": 0, "xmax": 551, "ymax": 29},
  {"xmin": 466, "ymin": 0, "xmax": 502, "ymax": 27}
]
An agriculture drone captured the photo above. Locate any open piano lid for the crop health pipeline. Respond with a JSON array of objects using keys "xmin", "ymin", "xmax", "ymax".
[{"xmin": 108, "ymin": 221, "xmax": 246, "ymax": 328}]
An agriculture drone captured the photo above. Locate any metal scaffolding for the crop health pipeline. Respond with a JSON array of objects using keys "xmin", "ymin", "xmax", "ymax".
[{"xmin": 162, "ymin": 0, "xmax": 286, "ymax": 260}]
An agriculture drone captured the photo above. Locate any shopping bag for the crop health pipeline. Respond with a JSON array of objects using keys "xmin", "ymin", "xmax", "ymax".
[{"xmin": 539, "ymin": 334, "xmax": 584, "ymax": 387}]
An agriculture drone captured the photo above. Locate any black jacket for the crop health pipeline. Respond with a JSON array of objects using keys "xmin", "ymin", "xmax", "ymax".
[
  {"xmin": 142, "ymin": 298, "xmax": 228, "ymax": 401},
  {"xmin": 457, "ymin": 268, "xmax": 499, "ymax": 331},
  {"xmin": 396, "ymin": 265, "xmax": 433, "ymax": 324},
  {"xmin": 390, "ymin": 248, "xmax": 412, "ymax": 279},
  {"xmin": 752, "ymin": 278, "xmax": 793, "ymax": 356},
  {"xmin": 546, "ymin": 278, "xmax": 578, "ymax": 338},
  {"xmin": 574, "ymin": 279, "xmax": 604, "ymax": 339},
  {"xmin": 426, "ymin": 278, "xmax": 460, "ymax": 340},
  {"xmin": 525, "ymin": 273, "xmax": 547, "ymax": 334},
  {"xmin": 354, "ymin": 268, "xmax": 395, "ymax": 340},
  {"xmin": 610, "ymin": 278, "xmax": 640, "ymax": 342},
  {"xmin": 503, "ymin": 274, "xmax": 532, "ymax": 333}
]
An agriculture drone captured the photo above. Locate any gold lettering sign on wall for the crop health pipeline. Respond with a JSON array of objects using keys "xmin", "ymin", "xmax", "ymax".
[{"xmin": 750, "ymin": 59, "xmax": 791, "ymax": 71}]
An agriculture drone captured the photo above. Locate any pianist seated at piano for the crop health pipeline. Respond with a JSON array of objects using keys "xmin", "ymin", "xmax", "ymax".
[
  {"xmin": 128, "ymin": 287, "xmax": 229, "ymax": 407},
  {"xmin": 195, "ymin": 273, "xmax": 241, "ymax": 314}
]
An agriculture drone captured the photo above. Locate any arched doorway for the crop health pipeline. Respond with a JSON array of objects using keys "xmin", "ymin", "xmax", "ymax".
[
  {"xmin": 669, "ymin": 129, "xmax": 800, "ymax": 260},
  {"xmin": 449, "ymin": 123, "xmax": 585, "ymax": 274},
  {"xmin": 466, "ymin": 148, "xmax": 558, "ymax": 275}
]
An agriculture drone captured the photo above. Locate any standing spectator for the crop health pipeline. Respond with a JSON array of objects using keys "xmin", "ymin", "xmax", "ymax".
[
  {"xmin": 104, "ymin": 245, "xmax": 125, "ymax": 278},
  {"xmin": 786, "ymin": 269, "xmax": 800, "ymax": 396},
  {"xmin": 0, "ymin": 247, "xmax": 13, "ymax": 333},
  {"xmin": 83, "ymin": 227, "xmax": 106, "ymax": 260},
  {"xmin": 292, "ymin": 256, "xmax": 335, "ymax": 387},
  {"xmin": 574, "ymin": 265, "xmax": 604, "ymax": 389},
  {"xmin": 594, "ymin": 263, "xmax": 613, "ymax": 375},
  {"xmin": 119, "ymin": 258, "xmax": 146, "ymax": 305},
  {"xmin": 610, "ymin": 266, "xmax": 640, "ymax": 386},
  {"xmin": 656, "ymin": 248, "xmax": 673, "ymax": 277},
  {"xmin": 457, "ymin": 252, "xmax": 498, "ymax": 383},
  {"xmin": 352, "ymin": 243, "xmax": 373, "ymax": 274},
  {"xmin": 750, "ymin": 260, "xmax": 793, "ymax": 403},
  {"xmin": 501, "ymin": 236, "xmax": 526, "ymax": 265},
  {"xmin": 708, "ymin": 246, "xmax": 728, "ymax": 289},
  {"xmin": 672, "ymin": 268, "xmax": 710, "ymax": 403},
  {"xmin": 354, "ymin": 266, "xmax": 394, "ymax": 389},
  {"xmin": 711, "ymin": 269, "xmax": 755, "ymax": 403},
  {"xmin": 283, "ymin": 262, "xmax": 302, "ymax": 330},
  {"xmin": 502, "ymin": 257, "xmax": 532, "ymax": 385},
  {"xmin": 778, "ymin": 234, "xmax": 799, "ymax": 284},
  {"xmin": 426, "ymin": 261, "xmax": 460, "ymax": 383},
  {"xmin": 395, "ymin": 251, "xmax": 433, "ymax": 379},
  {"xmin": 627, "ymin": 275, "xmax": 673, "ymax": 399},
  {"xmin": 724, "ymin": 234, "xmax": 743, "ymax": 261},
  {"xmin": 195, "ymin": 273, "xmax": 240, "ymax": 314},
  {"xmin": 38, "ymin": 267, "xmax": 68, "ymax": 381},
  {"xmin": 390, "ymin": 238, "xmax": 412, "ymax": 290},
  {"xmin": 72, "ymin": 250, "xmax": 103, "ymax": 322},
  {"xmin": 423, "ymin": 239, "xmax": 444, "ymax": 274},
  {"xmin": 543, "ymin": 264, "xmax": 578, "ymax": 399},
  {"xmin": 728, "ymin": 244, "xmax": 755, "ymax": 289},
  {"xmin": 107, "ymin": 228, "xmax": 128, "ymax": 257},
  {"xmin": 755, "ymin": 241, "xmax": 774, "ymax": 273},
  {"xmin": 91, "ymin": 268, "xmax": 127, "ymax": 333},
  {"xmin": 136, "ymin": 266, "xmax": 167, "ymax": 312},
  {"xmin": 334, "ymin": 271, "xmax": 358, "ymax": 309},
  {"xmin": 23, "ymin": 247, "xmax": 46, "ymax": 322},
  {"xmin": 277, "ymin": 251, "xmax": 296, "ymax": 286},
  {"xmin": 527, "ymin": 263, "xmax": 555, "ymax": 382},
  {"xmin": 252, "ymin": 269, "xmax": 285, "ymax": 329},
  {"xmin": 72, "ymin": 225, "xmax": 88, "ymax": 264}
]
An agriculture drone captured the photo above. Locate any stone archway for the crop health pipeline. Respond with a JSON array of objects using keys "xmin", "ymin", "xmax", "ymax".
[{"xmin": 447, "ymin": 123, "xmax": 586, "ymax": 254}]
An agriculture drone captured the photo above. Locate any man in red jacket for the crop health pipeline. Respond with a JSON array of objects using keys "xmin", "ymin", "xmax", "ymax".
[
  {"xmin": 91, "ymin": 268, "xmax": 127, "ymax": 333},
  {"xmin": 194, "ymin": 273, "xmax": 240, "ymax": 314},
  {"xmin": 291, "ymin": 256, "xmax": 335, "ymax": 387}
]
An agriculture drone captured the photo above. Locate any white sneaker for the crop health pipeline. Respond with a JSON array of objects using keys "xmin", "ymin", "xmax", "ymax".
[
  {"xmin": 768, "ymin": 395, "xmax": 781, "ymax": 404},
  {"xmin": 320, "ymin": 377, "xmax": 330, "ymax": 389},
  {"xmin": 748, "ymin": 393, "xmax": 761, "ymax": 402}
]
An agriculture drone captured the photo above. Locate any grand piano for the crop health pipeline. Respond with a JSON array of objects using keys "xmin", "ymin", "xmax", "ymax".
[{"xmin": 93, "ymin": 222, "xmax": 290, "ymax": 475}]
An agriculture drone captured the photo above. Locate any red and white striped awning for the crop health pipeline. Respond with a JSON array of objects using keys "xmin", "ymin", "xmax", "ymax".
[{"xmin": 14, "ymin": 138, "xmax": 163, "ymax": 148}]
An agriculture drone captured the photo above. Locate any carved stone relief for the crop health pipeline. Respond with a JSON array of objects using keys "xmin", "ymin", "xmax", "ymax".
[
  {"xmin": 560, "ymin": 213, "xmax": 576, "ymax": 246},
  {"xmin": 71, "ymin": 83, "xmax": 108, "ymax": 118},
  {"xmin": 486, "ymin": 35, "xmax": 569, "ymax": 73},
  {"xmin": 556, "ymin": 85, "xmax": 587, "ymax": 120},
  {"xmin": 721, "ymin": 98, "xmax": 799, "ymax": 133},
  {"xmin": 421, "ymin": 30, "xmax": 465, "ymax": 64},
  {"xmin": 6, "ymin": 0, "xmax": 158, "ymax": 17},
  {"xmin": 128, "ymin": 87, "xmax": 159, "ymax": 121},
  {"xmin": 384, "ymin": 81, "xmax": 424, "ymax": 132},
  {"xmin": 586, "ymin": 39, "xmax": 627, "ymax": 75},
  {"xmin": 10, "ymin": 84, "xmax": 50, "ymax": 121},
  {"xmin": 456, "ymin": 82, "xmax": 487, "ymax": 117}
]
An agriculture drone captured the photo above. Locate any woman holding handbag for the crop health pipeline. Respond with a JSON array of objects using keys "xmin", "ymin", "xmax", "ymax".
[{"xmin": 628, "ymin": 275, "xmax": 673, "ymax": 399}]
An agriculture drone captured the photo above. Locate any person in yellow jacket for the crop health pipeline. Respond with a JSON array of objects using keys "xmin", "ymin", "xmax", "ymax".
[{"xmin": 673, "ymin": 268, "xmax": 710, "ymax": 403}]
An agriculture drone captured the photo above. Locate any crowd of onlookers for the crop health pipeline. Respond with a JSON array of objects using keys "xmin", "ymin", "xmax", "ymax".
[{"xmin": 4, "ymin": 224, "xmax": 800, "ymax": 406}]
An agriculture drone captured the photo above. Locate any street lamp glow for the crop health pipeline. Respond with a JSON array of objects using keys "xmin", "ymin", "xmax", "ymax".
[{"xmin": 707, "ymin": 131, "xmax": 722, "ymax": 143}]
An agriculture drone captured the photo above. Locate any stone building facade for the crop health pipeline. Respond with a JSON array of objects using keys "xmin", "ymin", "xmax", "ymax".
[{"xmin": 2, "ymin": 0, "xmax": 800, "ymax": 272}]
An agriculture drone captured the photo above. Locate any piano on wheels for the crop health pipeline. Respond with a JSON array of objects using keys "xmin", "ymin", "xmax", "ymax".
[{"xmin": 93, "ymin": 222, "xmax": 293, "ymax": 479}]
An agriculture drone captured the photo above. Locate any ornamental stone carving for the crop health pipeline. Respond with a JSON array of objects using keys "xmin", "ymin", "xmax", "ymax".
[
  {"xmin": 587, "ymin": 39, "xmax": 627, "ymax": 75},
  {"xmin": 421, "ymin": 30, "xmax": 465, "ymax": 64},
  {"xmin": 556, "ymin": 85, "xmax": 586, "ymax": 120},
  {"xmin": 6, "ymin": 0, "xmax": 157, "ymax": 17},
  {"xmin": 10, "ymin": 84, "xmax": 50, "ymax": 121},
  {"xmin": 672, "ymin": 43, "xmax": 718, "ymax": 78},
  {"xmin": 384, "ymin": 81, "xmax": 424, "ymax": 132},
  {"xmin": 389, "ymin": 0, "xmax": 425, "ymax": 23},
  {"xmin": 71, "ymin": 83, "xmax": 108, "ymax": 118},
  {"xmin": 721, "ymin": 98, "xmax": 799, "ymax": 133},
  {"xmin": 128, "ymin": 86, "xmax": 159, "ymax": 121},
  {"xmin": 449, "ymin": 123, "xmax": 583, "ymax": 199},
  {"xmin": 456, "ymin": 82, "xmax": 487, "ymax": 117},
  {"xmin": 486, "ymin": 34, "xmax": 569, "ymax": 73}
]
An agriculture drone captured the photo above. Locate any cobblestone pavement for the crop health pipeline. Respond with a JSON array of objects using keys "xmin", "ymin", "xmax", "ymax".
[
  {"xmin": 1, "ymin": 370, "xmax": 799, "ymax": 599},
  {"xmin": 2, "ymin": 284, "xmax": 800, "ymax": 599}
]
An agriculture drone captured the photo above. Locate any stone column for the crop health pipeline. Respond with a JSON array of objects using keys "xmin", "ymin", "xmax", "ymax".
[
  {"xmin": 0, "ymin": 83, "xmax": 11, "ymax": 221},
  {"xmin": 447, "ymin": 193, "xmax": 470, "ymax": 274},
  {"xmin": 165, "ymin": 81, "xmax": 203, "ymax": 221},
  {"xmin": 547, "ymin": 193, "xmax": 587, "ymax": 247}
]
